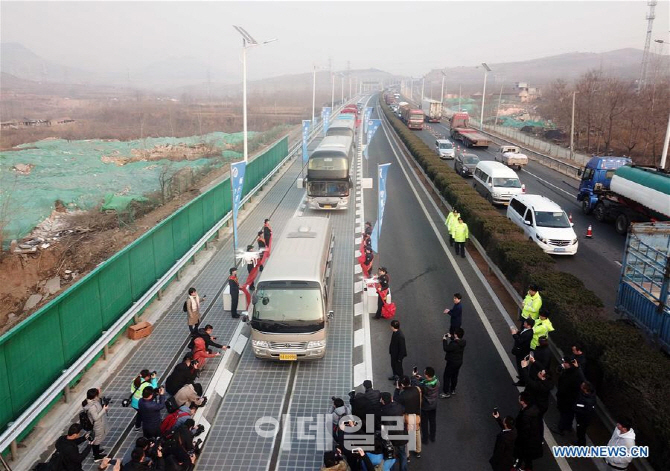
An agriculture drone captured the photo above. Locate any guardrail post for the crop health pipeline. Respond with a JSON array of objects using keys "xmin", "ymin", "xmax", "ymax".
[
  {"xmin": 10, "ymin": 439, "xmax": 18, "ymax": 461},
  {"xmin": 103, "ymin": 343, "xmax": 109, "ymax": 361},
  {"xmin": 176, "ymin": 269, "xmax": 182, "ymax": 281},
  {"xmin": 133, "ymin": 314, "xmax": 140, "ymax": 323},
  {"xmin": 191, "ymin": 254, "xmax": 197, "ymax": 265},
  {"xmin": 157, "ymin": 288, "xmax": 163, "ymax": 300},
  {"xmin": 62, "ymin": 371, "xmax": 71, "ymax": 403}
]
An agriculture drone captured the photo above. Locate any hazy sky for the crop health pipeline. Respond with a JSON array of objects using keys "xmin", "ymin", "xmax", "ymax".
[{"xmin": 2, "ymin": 0, "xmax": 669, "ymax": 81}]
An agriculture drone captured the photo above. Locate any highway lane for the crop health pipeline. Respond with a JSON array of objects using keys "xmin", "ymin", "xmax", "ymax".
[
  {"xmin": 362, "ymin": 105, "xmax": 572, "ymax": 471},
  {"xmin": 417, "ymin": 119, "xmax": 623, "ymax": 314}
]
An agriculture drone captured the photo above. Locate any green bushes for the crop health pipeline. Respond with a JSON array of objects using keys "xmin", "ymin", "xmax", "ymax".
[{"xmin": 379, "ymin": 97, "xmax": 670, "ymax": 470}]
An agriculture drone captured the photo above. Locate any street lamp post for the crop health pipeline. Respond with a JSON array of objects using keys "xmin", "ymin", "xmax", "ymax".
[
  {"xmin": 570, "ymin": 91, "xmax": 577, "ymax": 161},
  {"xmin": 233, "ymin": 26, "xmax": 277, "ymax": 163},
  {"xmin": 331, "ymin": 72, "xmax": 335, "ymax": 110},
  {"xmin": 421, "ymin": 77, "xmax": 425, "ymax": 102},
  {"xmin": 480, "ymin": 63, "xmax": 491, "ymax": 130},
  {"xmin": 441, "ymin": 71, "xmax": 446, "ymax": 104},
  {"xmin": 312, "ymin": 64, "xmax": 317, "ymax": 125}
]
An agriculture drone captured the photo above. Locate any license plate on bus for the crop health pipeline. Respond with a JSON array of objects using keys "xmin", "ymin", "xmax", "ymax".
[
  {"xmin": 554, "ymin": 247, "xmax": 565, "ymax": 253},
  {"xmin": 323, "ymin": 204, "xmax": 333, "ymax": 209},
  {"xmin": 279, "ymin": 353, "xmax": 297, "ymax": 361}
]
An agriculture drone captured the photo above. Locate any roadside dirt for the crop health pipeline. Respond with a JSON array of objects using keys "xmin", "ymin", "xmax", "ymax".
[{"xmin": 0, "ymin": 127, "xmax": 301, "ymax": 336}]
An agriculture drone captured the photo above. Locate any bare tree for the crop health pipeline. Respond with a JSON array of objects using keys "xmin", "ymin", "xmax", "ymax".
[{"xmin": 158, "ymin": 163, "xmax": 176, "ymax": 204}]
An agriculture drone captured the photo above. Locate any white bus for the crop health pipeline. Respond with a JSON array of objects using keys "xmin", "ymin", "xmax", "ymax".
[
  {"xmin": 305, "ymin": 135, "xmax": 354, "ymax": 210},
  {"xmin": 247, "ymin": 217, "xmax": 334, "ymax": 361},
  {"xmin": 327, "ymin": 117, "xmax": 356, "ymax": 140}
]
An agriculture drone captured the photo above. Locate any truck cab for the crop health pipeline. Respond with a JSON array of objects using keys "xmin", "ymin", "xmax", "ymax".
[{"xmin": 577, "ymin": 156, "xmax": 631, "ymax": 213}]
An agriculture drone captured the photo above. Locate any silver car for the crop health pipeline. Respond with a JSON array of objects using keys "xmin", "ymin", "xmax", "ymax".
[{"xmin": 435, "ymin": 139, "xmax": 455, "ymax": 159}]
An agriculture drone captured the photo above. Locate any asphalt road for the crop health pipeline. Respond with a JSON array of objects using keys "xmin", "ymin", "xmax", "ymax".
[
  {"xmin": 415, "ymin": 119, "xmax": 625, "ymax": 315},
  {"xmin": 361, "ymin": 104, "xmax": 576, "ymax": 471}
]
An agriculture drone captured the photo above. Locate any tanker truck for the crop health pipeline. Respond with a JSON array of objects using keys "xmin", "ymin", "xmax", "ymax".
[{"xmin": 577, "ymin": 156, "xmax": 670, "ymax": 234}]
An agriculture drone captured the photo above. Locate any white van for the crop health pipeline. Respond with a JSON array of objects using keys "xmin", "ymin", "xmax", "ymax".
[
  {"xmin": 472, "ymin": 161, "xmax": 524, "ymax": 205},
  {"xmin": 507, "ymin": 194, "xmax": 579, "ymax": 255}
]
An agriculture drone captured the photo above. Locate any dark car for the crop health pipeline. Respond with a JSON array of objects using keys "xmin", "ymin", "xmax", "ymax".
[{"xmin": 454, "ymin": 152, "xmax": 480, "ymax": 177}]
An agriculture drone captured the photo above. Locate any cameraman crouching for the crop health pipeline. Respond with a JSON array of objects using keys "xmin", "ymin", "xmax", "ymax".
[
  {"xmin": 161, "ymin": 421, "xmax": 204, "ymax": 471},
  {"xmin": 122, "ymin": 446, "xmax": 164, "ymax": 471}
]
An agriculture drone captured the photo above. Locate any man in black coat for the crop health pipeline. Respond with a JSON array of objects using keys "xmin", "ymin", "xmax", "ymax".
[
  {"xmin": 165, "ymin": 354, "xmax": 198, "ymax": 396},
  {"xmin": 441, "ymin": 328, "xmax": 466, "ymax": 398},
  {"xmin": 394, "ymin": 376, "xmax": 422, "ymax": 457},
  {"xmin": 263, "ymin": 219, "xmax": 272, "ymax": 246},
  {"xmin": 388, "ymin": 320, "xmax": 407, "ymax": 381},
  {"xmin": 380, "ymin": 392, "xmax": 408, "ymax": 469},
  {"xmin": 489, "ymin": 414, "xmax": 517, "ymax": 471},
  {"xmin": 531, "ymin": 336, "xmax": 551, "ymax": 374},
  {"xmin": 229, "ymin": 267, "xmax": 240, "ymax": 319},
  {"xmin": 349, "ymin": 380, "xmax": 381, "ymax": 429},
  {"xmin": 552, "ymin": 355, "xmax": 585, "ymax": 435},
  {"xmin": 514, "ymin": 391, "xmax": 543, "ymax": 470},
  {"xmin": 574, "ymin": 381, "xmax": 596, "ymax": 446},
  {"xmin": 521, "ymin": 357, "xmax": 552, "ymax": 419},
  {"xmin": 55, "ymin": 423, "xmax": 93, "ymax": 471},
  {"xmin": 511, "ymin": 318, "xmax": 534, "ymax": 386},
  {"xmin": 122, "ymin": 447, "xmax": 165, "ymax": 471}
]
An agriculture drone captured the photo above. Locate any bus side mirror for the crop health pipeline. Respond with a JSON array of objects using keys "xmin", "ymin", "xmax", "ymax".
[
  {"xmin": 577, "ymin": 169, "xmax": 582, "ymax": 177},
  {"xmin": 328, "ymin": 310, "xmax": 334, "ymax": 320},
  {"xmin": 252, "ymin": 293, "xmax": 259, "ymax": 305}
]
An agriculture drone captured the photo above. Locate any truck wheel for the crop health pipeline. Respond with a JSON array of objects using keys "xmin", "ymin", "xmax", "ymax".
[
  {"xmin": 517, "ymin": 165, "xmax": 522, "ymax": 171},
  {"xmin": 581, "ymin": 200, "xmax": 592, "ymax": 215},
  {"xmin": 615, "ymin": 214, "xmax": 630, "ymax": 235},
  {"xmin": 593, "ymin": 203, "xmax": 606, "ymax": 222}
]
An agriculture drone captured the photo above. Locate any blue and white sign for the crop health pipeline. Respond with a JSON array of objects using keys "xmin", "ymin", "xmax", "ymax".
[
  {"xmin": 231, "ymin": 160, "xmax": 247, "ymax": 249},
  {"xmin": 322, "ymin": 107, "xmax": 332, "ymax": 136},
  {"xmin": 371, "ymin": 163, "xmax": 391, "ymax": 253},
  {"xmin": 302, "ymin": 120, "xmax": 311, "ymax": 165},
  {"xmin": 364, "ymin": 119, "xmax": 382, "ymax": 160},
  {"xmin": 364, "ymin": 107, "xmax": 373, "ymax": 133}
]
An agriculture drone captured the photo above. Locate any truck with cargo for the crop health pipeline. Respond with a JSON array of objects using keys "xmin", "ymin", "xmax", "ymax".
[
  {"xmin": 495, "ymin": 145, "xmax": 529, "ymax": 170},
  {"xmin": 616, "ymin": 222, "xmax": 670, "ymax": 353},
  {"xmin": 421, "ymin": 98, "xmax": 442, "ymax": 123},
  {"xmin": 577, "ymin": 156, "xmax": 670, "ymax": 234},
  {"xmin": 401, "ymin": 106, "xmax": 424, "ymax": 130},
  {"xmin": 448, "ymin": 112, "xmax": 490, "ymax": 148}
]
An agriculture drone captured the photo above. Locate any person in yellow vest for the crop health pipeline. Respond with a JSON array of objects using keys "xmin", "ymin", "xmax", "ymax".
[
  {"xmin": 531, "ymin": 310, "xmax": 554, "ymax": 350},
  {"xmin": 453, "ymin": 217, "xmax": 469, "ymax": 258},
  {"xmin": 445, "ymin": 208, "xmax": 460, "ymax": 247},
  {"xmin": 520, "ymin": 284, "xmax": 542, "ymax": 327}
]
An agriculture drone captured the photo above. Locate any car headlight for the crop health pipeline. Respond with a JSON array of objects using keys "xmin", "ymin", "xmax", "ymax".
[
  {"xmin": 307, "ymin": 340, "xmax": 326, "ymax": 348},
  {"xmin": 572, "ymin": 238, "xmax": 578, "ymax": 245},
  {"xmin": 491, "ymin": 192, "xmax": 500, "ymax": 198},
  {"xmin": 252, "ymin": 340, "xmax": 269, "ymax": 348},
  {"xmin": 535, "ymin": 234, "xmax": 548, "ymax": 244}
]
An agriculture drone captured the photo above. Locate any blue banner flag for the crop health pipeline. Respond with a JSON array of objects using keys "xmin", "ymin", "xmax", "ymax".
[
  {"xmin": 364, "ymin": 119, "xmax": 382, "ymax": 160},
  {"xmin": 231, "ymin": 160, "xmax": 247, "ymax": 249},
  {"xmin": 364, "ymin": 107, "xmax": 373, "ymax": 133},
  {"xmin": 322, "ymin": 107, "xmax": 332, "ymax": 136},
  {"xmin": 371, "ymin": 163, "xmax": 391, "ymax": 253},
  {"xmin": 302, "ymin": 120, "xmax": 311, "ymax": 165}
]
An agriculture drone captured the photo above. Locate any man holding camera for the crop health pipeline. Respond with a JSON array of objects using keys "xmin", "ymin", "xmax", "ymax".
[
  {"xmin": 552, "ymin": 355, "xmax": 585, "ymax": 436},
  {"xmin": 394, "ymin": 376, "xmax": 422, "ymax": 459},
  {"xmin": 165, "ymin": 354, "xmax": 198, "ymax": 397},
  {"xmin": 440, "ymin": 328, "xmax": 466, "ymax": 399},
  {"xmin": 411, "ymin": 367, "xmax": 440, "ymax": 445},
  {"xmin": 82, "ymin": 388, "xmax": 109, "ymax": 461},
  {"xmin": 55, "ymin": 423, "xmax": 94, "ymax": 471},
  {"xmin": 510, "ymin": 319, "xmax": 534, "ymax": 387},
  {"xmin": 122, "ymin": 445, "xmax": 165, "ymax": 471},
  {"xmin": 138, "ymin": 386, "xmax": 167, "ymax": 439}
]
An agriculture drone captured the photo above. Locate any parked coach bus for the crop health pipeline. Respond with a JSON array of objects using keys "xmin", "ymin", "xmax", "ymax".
[
  {"xmin": 304, "ymin": 135, "xmax": 354, "ymax": 210},
  {"xmin": 246, "ymin": 217, "xmax": 334, "ymax": 360}
]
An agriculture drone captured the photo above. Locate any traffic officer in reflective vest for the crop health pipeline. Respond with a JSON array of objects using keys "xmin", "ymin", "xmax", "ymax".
[
  {"xmin": 453, "ymin": 217, "xmax": 469, "ymax": 258},
  {"xmin": 520, "ymin": 284, "xmax": 542, "ymax": 327}
]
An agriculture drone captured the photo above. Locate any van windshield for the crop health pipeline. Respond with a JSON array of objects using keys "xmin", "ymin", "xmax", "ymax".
[
  {"xmin": 439, "ymin": 142, "xmax": 453, "ymax": 149},
  {"xmin": 492, "ymin": 178, "xmax": 522, "ymax": 188},
  {"xmin": 535, "ymin": 211, "xmax": 571, "ymax": 228},
  {"xmin": 253, "ymin": 286, "xmax": 323, "ymax": 323}
]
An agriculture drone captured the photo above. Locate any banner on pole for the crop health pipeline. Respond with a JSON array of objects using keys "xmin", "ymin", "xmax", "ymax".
[
  {"xmin": 322, "ymin": 107, "xmax": 332, "ymax": 136},
  {"xmin": 364, "ymin": 107, "xmax": 373, "ymax": 133},
  {"xmin": 231, "ymin": 160, "xmax": 247, "ymax": 249},
  {"xmin": 371, "ymin": 163, "xmax": 391, "ymax": 253},
  {"xmin": 302, "ymin": 120, "xmax": 311, "ymax": 165},
  {"xmin": 364, "ymin": 119, "xmax": 382, "ymax": 160}
]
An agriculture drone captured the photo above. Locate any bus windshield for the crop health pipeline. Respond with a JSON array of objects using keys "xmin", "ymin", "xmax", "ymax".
[
  {"xmin": 253, "ymin": 286, "xmax": 323, "ymax": 323},
  {"xmin": 307, "ymin": 181, "xmax": 349, "ymax": 197}
]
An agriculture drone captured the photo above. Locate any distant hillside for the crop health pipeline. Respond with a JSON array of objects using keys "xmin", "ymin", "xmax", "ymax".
[{"xmin": 427, "ymin": 49, "xmax": 669, "ymax": 91}]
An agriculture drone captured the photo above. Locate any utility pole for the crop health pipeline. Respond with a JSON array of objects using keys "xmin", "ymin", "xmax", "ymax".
[
  {"xmin": 639, "ymin": 1, "xmax": 657, "ymax": 89},
  {"xmin": 441, "ymin": 72, "xmax": 446, "ymax": 104},
  {"xmin": 421, "ymin": 77, "xmax": 425, "ymax": 102},
  {"xmin": 480, "ymin": 63, "xmax": 491, "ymax": 130},
  {"xmin": 347, "ymin": 61, "xmax": 352, "ymax": 99},
  {"xmin": 495, "ymin": 82, "xmax": 504, "ymax": 126},
  {"xmin": 570, "ymin": 91, "xmax": 577, "ymax": 161}
]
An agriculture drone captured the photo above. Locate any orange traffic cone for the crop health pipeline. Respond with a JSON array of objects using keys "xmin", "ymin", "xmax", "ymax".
[
  {"xmin": 569, "ymin": 213, "xmax": 573, "ymax": 223},
  {"xmin": 586, "ymin": 225, "xmax": 593, "ymax": 238}
]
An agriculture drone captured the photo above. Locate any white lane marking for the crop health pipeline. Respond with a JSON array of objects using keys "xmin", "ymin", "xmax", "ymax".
[
  {"xmin": 232, "ymin": 333, "xmax": 248, "ymax": 355},
  {"xmin": 353, "ymin": 363, "xmax": 367, "ymax": 387},
  {"xmin": 354, "ymin": 302, "xmax": 365, "ymax": 317},
  {"xmin": 522, "ymin": 168, "xmax": 574, "ymax": 198},
  {"xmin": 379, "ymin": 112, "xmax": 572, "ymax": 471},
  {"xmin": 214, "ymin": 369, "xmax": 234, "ymax": 397},
  {"xmin": 354, "ymin": 281, "xmax": 364, "ymax": 293},
  {"xmin": 293, "ymin": 192, "xmax": 307, "ymax": 218},
  {"xmin": 355, "ymin": 249, "xmax": 361, "ymax": 258},
  {"xmin": 354, "ymin": 329, "xmax": 364, "ymax": 347},
  {"xmin": 614, "ymin": 260, "xmax": 622, "ymax": 267}
]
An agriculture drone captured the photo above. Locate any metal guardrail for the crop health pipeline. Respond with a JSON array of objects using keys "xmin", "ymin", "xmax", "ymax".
[
  {"xmin": 0, "ymin": 115, "xmax": 336, "ymax": 453},
  {"xmin": 467, "ymin": 118, "xmax": 583, "ymax": 179}
]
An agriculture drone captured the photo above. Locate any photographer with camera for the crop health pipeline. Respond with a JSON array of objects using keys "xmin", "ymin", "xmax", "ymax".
[
  {"xmin": 122, "ymin": 446, "xmax": 165, "ymax": 471},
  {"xmin": 321, "ymin": 449, "xmax": 350, "ymax": 471},
  {"xmin": 82, "ymin": 388, "xmax": 109, "ymax": 461},
  {"xmin": 53, "ymin": 423, "xmax": 94, "ymax": 471},
  {"xmin": 173, "ymin": 383, "xmax": 207, "ymax": 409},
  {"xmin": 328, "ymin": 397, "xmax": 352, "ymax": 437},
  {"xmin": 165, "ymin": 354, "xmax": 198, "ymax": 397},
  {"xmin": 551, "ymin": 355, "xmax": 585, "ymax": 437},
  {"xmin": 138, "ymin": 386, "xmax": 167, "ymax": 439},
  {"xmin": 127, "ymin": 370, "xmax": 159, "ymax": 431},
  {"xmin": 161, "ymin": 427, "xmax": 196, "ymax": 471}
]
